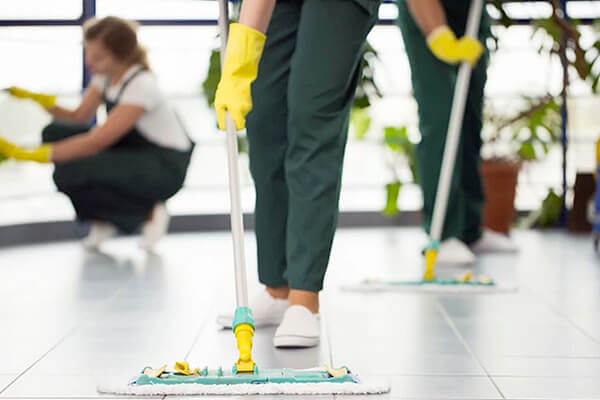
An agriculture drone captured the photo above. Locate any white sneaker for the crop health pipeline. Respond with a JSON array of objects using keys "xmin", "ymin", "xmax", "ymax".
[
  {"xmin": 471, "ymin": 229, "xmax": 519, "ymax": 254},
  {"xmin": 273, "ymin": 305, "xmax": 320, "ymax": 348},
  {"xmin": 82, "ymin": 221, "xmax": 118, "ymax": 250},
  {"xmin": 216, "ymin": 290, "xmax": 289, "ymax": 329},
  {"xmin": 141, "ymin": 203, "xmax": 170, "ymax": 251},
  {"xmin": 436, "ymin": 238, "xmax": 476, "ymax": 265}
]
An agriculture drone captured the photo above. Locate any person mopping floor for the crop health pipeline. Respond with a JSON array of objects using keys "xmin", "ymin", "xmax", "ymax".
[
  {"xmin": 97, "ymin": 0, "xmax": 390, "ymax": 395},
  {"xmin": 0, "ymin": 17, "xmax": 193, "ymax": 251},
  {"xmin": 214, "ymin": 0, "xmax": 381, "ymax": 347},
  {"xmin": 396, "ymin": 0, "xmax": 518, "ymax": 265}
]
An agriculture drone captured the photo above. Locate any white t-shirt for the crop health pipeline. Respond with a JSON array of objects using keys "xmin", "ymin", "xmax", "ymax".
[{"xmin": 90, "ymin": 64, "xmax": 191, "ymax": 152}]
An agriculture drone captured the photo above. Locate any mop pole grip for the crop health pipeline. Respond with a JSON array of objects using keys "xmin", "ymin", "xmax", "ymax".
[
  {"xmin": 218, "ymin": 0, "xmax": 249, "ymax": 310},
  {"xmin": 218, "ymin": 0, "xmax": 256, "ymax": 374}
]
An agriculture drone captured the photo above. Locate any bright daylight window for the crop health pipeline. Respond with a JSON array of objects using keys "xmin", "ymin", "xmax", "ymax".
[{"xmin": 0, "ymin": 0, "xmax": 598, "ymax": 226}]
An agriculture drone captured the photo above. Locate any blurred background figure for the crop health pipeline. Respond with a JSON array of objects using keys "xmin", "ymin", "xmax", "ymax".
[
  {"xmin": 396, "ymin": 0, "xmax": 517, "ymax": 264},
  {"xmin": 0, "ymin": 16, "xmax": 193, "ymax": 251}
]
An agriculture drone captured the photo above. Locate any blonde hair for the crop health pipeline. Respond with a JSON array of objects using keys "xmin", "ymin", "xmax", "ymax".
[{"xmin": 83, "ymin": 16, "xmax": 150, "ymax": 70}]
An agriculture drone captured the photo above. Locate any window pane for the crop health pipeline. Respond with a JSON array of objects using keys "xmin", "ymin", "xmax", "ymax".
[
  {"xmin": 96, "ymin": 0, "xmax": 218, "ymax": 20},
  {"xmin": 0, "ymin": 0, "xmax": 82, "ymax": 20},
  {"xmin": 0, "ymin": 27, "xmax": 83, "ymax": 93},
  {"xmin": 0, "ymin": 27, "xmax": 82, "ymax": 143}
]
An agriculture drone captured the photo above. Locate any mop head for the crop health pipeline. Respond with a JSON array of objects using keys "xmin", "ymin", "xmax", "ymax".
[
  {"xmin": 97, "ymin": 365, "xmax": 390, "ymax": 396},
  {"xmin": 343, "ymin": 272, "xmax": 517, "ymax": 293}
]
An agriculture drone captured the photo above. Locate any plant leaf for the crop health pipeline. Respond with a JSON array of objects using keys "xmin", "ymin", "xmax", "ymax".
[
  {"xmin": 350, "ymin": 108, "xmax": 372, "ymax": 140},
  {"xmin": 382, "ymin": 181, "xmax": 402, "ymax": 216},
  {"xmin": 384, "ymin": 126, "xmax": 409, "ymax": 152},
  {"xmin": 518, "ymin": 142, "xmax": 536, "ymax": 160},
  {"xmin": 202, "ymin": 49, "xmax": 221, "ymax": 107},
  {"xmin": 237, "ymin": 134, "xmax": 248, "ymax": 154},
  {"xmin": 537, "ymin": 189, "xmax": 562, "ymax": 227}
]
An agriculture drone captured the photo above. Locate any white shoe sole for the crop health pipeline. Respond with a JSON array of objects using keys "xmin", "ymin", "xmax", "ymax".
[{"xmin": 273, "ymin": 335, "xmax": 320, "ymax": 348}]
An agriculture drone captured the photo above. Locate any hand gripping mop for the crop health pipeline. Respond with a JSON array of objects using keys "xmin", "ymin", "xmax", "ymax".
[
  {"xmin": 421, "ymin": 0, "xmax": 492, "ymax": 289},
  {"xmin": 97, "ymin": 1, "xmax": 389, "ymax": 395},
  {"xmin": 344, "ymin": 0, "xmax": 514, "ymax": 294}
]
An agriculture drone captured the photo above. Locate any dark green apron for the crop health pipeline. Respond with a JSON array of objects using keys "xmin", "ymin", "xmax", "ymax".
[{"xmin": 46, "ymin": 68, "xmax": 193, "ymax": 233}]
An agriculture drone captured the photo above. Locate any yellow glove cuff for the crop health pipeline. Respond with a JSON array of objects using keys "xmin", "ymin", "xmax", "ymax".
[{"xmin": 227, "ymin": 23, "xmax": 267, "ymax": 59}]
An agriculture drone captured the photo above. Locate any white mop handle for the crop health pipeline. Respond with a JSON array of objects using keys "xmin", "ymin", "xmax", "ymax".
[
  {"xmin": 429, "ymin": 0, "xmax": 484, "ymax": 242},
  {"xmin": 218, "ymin": 0, "xmax": 249, "ymax": 308}
]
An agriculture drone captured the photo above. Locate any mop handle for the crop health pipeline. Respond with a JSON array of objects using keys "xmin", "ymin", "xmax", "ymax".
[
  {"xmin": 429, "ymin": 0, "xmax": 484, "ymax": 243},
  {"xmin": 218, "ymin": 0, "xmax": 249, "ymax": 309}
]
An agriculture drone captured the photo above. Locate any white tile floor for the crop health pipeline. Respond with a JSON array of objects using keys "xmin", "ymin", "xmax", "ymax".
[{"xmin": 1, "ymin": 227, "xmax": 600, "ymax": 399}]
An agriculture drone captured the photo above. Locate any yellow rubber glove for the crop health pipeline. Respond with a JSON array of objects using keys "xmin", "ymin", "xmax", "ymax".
[
  {"xmin": 214, "ymin": 23, "xmax": 266, "ymax": 131},
  {"xmin": 6, "ymin": 86, "xmax": 57, "ymax": 109},
  {"xmin": 427, "ymin": 26, "xmax": 483, "ymax": 66},
  {"xmin": 0, "ymin": 136, "xmax": 52, "ymax": 163}
]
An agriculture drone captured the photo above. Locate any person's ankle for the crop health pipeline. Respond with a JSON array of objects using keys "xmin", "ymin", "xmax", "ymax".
[
  {"xmin": 146, "ymin": 203, "xmax": 159, "ymax": 222},
  {"xmin": 288, "ymin": 289, "xmax": 319, "ymax": 314},
  {"xmin": 266, "ymin": 286, "xmax": 289, "ymax": 300}
]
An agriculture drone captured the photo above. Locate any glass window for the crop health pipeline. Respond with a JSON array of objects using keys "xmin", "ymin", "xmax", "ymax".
[
  {"xmin": 0, "ymin": 3, "xmax": 598, "ymax": 226},
  {"xmin": 0, "ymin": 27, "xmax": 82, "ymax": 144},
  {"xmin": 568, "ymin": 1, "xmax": 600, "ymax": 19},
  {"xmin": 0, "ymin": 0, "xmax": 82, "ymax": 20},
  {"xmin": 96, "ymin": 0, "xmax": 218, "ymax": 20},
  {"xmin": 0, "ymin": 27, "xmax": 83, "ymax": 92}
]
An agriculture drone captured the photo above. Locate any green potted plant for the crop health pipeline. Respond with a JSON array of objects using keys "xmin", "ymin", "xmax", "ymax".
[
  {"xmin": 484, "ymin": 0, "xmax": 600, "ymax": 230},
  {"xmin": 481, "ymin": 95, "xmax": 561, "ymax": 232}
]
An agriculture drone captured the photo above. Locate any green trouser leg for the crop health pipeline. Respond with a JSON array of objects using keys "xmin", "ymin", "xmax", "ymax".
[
  {"xmin": 42, "ymin": 122, "xmax": 191, "ymax": 233},
  {"xmin": 246, "ymin": 0, "xmax": 378, "ymax": 292},
  {"xmin": 42, "ymin": 120, "xmax": 91, "ymax": 143},
  {"xmin": 396, "ymin": 0, "xmax": 490, "ymax": 244}
]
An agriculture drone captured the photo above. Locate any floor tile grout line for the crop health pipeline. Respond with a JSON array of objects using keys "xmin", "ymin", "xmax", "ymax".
[
  {"xmin": 182, "ymin": 292, "xmax": 221, "ymax": 361},
  {"xmin": 434, "ymin": 298, "xmax": 506, "ymax": 400},
  {"xmin": 0, "ymin": 281, "xmax": 131, "ymax": 396},
  {"xmin": 323, "ymin": 297, "xmax": 340, "ymax": 400},
  {"xmin": 322, "ymin": 298, "xmax": 335, "ymax": 367},
  {"xmin": 0, "ymin": 326, "xmax": 79, "ymax": 396},
  {"xmin": 522, "ymin": 286, "xmax": 600, "ymax": 346}
]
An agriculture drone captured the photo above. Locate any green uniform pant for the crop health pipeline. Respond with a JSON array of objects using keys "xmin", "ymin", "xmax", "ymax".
[
  {"xmin": 396, "ymin": 0, "xmax": 491, "ymax": 244},
  {"xmin": 246, "ymin": 0, "xmax": 379, "ymax": 292},
  {"xmin": 43, "ymin": 121, "xmax": 191, "ymax": 233}
]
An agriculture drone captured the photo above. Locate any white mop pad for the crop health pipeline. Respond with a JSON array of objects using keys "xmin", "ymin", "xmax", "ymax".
[
  {"xmin": 97, "ymin": 372, "xmax": 390, "ymax": 396},
  {"xmin": 342, "ymin": 279, "xmax": 518, "ymax": 294}
]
